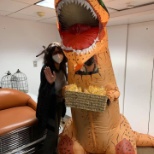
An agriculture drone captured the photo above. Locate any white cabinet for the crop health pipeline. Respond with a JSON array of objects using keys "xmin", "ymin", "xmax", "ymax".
[{"xmin": 124, "ymin": 22, "xmax": 154, "ymax": 134}]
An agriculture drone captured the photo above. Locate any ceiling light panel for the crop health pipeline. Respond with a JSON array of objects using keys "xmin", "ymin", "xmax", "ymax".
[{"xmin": 36, "ymin": 0, "xmax": 55, "ymax": 9}]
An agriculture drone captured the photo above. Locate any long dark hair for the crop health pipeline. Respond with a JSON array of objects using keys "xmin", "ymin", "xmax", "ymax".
[{"xmin": 43, "ymin": 43, "xmax": 67, "ymax": 79}]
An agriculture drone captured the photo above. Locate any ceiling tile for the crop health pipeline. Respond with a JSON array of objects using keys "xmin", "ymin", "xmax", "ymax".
[
  {"xmin": 16, "ymin": 5, "xmax": 56, "ymax": 18},
  {"xmin": 108, "ymin": 7, "xmax": 154, "ymax": 26},
  {"xmin": 0, "ymin": 10, "xmax": 11, "ymax": 16},
  {"xmin": 12, "ymin": 0, "xmax": 40, "ymax": 5},
  {"xmin": 39, "ymin": 17, "xmax": 58, "ymax": 24},
  {"xmin": 104, "ymin": 0, "xmax": 154, "ymax": 11},
  {"xmin": 8, "ymin": 13, "xmax": 39, "ymax": 21},
  {"xmin": 0, "ymin": 0, "xmax": 30, "ymax": 12},
  {"xmin": 110, "ymin": 4, "xmax": 154, "ymax": 18},
  {"xmin": 128, "ymin": 0, "xmax": 154, "ymax": 6},
  {"xmin": 108, "ymin": 8, "xmax": 117, "ymax": 13}
]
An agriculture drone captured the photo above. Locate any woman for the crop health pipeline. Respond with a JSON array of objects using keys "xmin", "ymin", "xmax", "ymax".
[{"xmin": 36, "ymin": 42, "xmax": 67, "ymax": 154}]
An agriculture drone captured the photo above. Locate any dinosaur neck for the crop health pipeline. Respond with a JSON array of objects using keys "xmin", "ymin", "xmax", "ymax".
[{"xmin": 68, "ymin": 50, "xmax": 120, "ymax": 127}]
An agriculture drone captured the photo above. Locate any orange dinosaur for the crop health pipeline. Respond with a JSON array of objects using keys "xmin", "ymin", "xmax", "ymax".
[{"xmin": 54, "ymin": 0, "xmax": 154, "ymax": 153}]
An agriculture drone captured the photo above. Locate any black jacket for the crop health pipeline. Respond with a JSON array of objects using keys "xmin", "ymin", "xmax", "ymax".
[{"xmin": 36, "ymin": 65, "xmax": 66, "ymax": 129}]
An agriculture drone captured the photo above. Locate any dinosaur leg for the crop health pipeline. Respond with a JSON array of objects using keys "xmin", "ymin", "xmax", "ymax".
[
  {"xmin": 104, "ymin": 138, "xmax": 137, "ymax": 154},
  {"xmin": 58, "ymin": 118, "xmax": 88, "ymax": 154},
  {"xmin": 106, "ymin": 115, "xmax": 138, "ymax": 154},
  {"xmin": 134, "ymin": 131, "xmax": 154, "ymax": 147}
]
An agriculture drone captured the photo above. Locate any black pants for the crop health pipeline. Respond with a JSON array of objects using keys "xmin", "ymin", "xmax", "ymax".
[
  {"xmin": 41, "ymin": 102, "xmax": 64, "ymax": 154},
  {"xmin": 42, "ymin": 126, "xmax": 59, "ymax": 154}
]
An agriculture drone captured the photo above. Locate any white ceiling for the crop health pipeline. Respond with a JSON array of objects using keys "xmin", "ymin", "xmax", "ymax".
[{"xmin": 0, "ymin": 0, "xmax": 154, "ymax": 26}]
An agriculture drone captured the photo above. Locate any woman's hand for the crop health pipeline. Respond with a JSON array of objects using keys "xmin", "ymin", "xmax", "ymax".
[
  {"xmin": 61, "ymin": 85, "xmax": 67, "ymax": 97},
  {"xmin": 44, "ymin": 67, "xmax": 56, "ymax": 84}
]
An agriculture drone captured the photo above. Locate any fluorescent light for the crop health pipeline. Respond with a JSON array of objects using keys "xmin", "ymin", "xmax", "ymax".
[{"xmin": 36, "ymin": 0, "xmax": 55, "ymax": 9}]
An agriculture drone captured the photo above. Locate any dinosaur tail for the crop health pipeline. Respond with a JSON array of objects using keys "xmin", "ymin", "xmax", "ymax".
[{"xmin": 134, "ymin": 131, "xmax": 154, "ymax": 147}]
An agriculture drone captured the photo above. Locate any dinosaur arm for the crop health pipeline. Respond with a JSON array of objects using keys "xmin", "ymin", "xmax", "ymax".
[{"xmin": 105, "ymin": 83, "xmax": 120, "ymax": 102}]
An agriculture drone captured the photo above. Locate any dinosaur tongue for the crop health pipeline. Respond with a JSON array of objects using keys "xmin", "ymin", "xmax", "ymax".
[
  {"xmin": 60, "ymin": 24, "xmax": 99, "ymax": 50},
  {"xmin": 69, "ymin": 24, "xmax": 91, "ymax": 34}
]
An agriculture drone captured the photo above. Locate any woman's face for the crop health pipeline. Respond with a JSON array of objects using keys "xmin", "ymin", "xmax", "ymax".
[{"xmin": 52, "ymin": 47, "xmax": 64, "ymax": 64}]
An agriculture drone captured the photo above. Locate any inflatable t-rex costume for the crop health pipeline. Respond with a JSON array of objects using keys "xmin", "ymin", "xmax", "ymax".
[{"xmin": 54, "ymin": 0, "xmax": 154, "ymax": 153}]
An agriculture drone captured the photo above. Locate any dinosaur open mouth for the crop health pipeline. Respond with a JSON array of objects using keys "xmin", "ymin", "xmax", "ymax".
[{"xmin": 56, "ymin": 0, "xmax": 100, "ymax": 54}]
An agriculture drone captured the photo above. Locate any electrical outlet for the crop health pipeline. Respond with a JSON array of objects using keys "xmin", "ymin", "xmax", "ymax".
[{"xmin": 33, "ymin": 61, "xmax": 37, "ymax": 67}]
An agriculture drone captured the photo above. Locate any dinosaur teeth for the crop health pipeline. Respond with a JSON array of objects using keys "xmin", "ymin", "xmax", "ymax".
[
  {"xmin": 62, "ymin": 36, "xmax": 99, "ymax": 55},
  {"xmin": 91, "ymin": 9, "xmax": 97, "ymax": 19},
  {"xmin": 76, "ymin": 50, "xmax": 82, "ymax": 55},
  {"xmin": 56, "ymin": 0, "xmax": 97, "ymax": 19}
]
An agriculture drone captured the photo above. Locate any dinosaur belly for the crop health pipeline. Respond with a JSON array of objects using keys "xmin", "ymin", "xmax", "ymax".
[{"xmin": 71, "ymin": 103, "xmax": 120, "ymax": 153}]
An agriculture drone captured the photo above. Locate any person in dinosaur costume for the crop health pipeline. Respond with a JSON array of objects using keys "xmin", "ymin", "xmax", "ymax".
[{"xmin": 54, "ymin": 0, "xmax": 154, "ymax": 153}]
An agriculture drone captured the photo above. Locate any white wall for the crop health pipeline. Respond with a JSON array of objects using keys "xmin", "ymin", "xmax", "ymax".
[
  {"xmin": 107, "ymin": 25, "xmax": 128, "ymax": 114},
  {"xmin": 0, "ymin": 16, "xmax": 60, "ymax": 95}
]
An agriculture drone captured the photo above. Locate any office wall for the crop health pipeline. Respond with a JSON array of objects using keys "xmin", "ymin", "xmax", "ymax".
[
  {"xmin": 0, "ymin": 16, "xmax": 60, "ymax": 95},
  {"xmin": 107, "ymin": 25, "xmax": 128, "ymax": 114},
  {"xmin": 0, "ymin": 15, "xmax": 154, "ymax": 136}
]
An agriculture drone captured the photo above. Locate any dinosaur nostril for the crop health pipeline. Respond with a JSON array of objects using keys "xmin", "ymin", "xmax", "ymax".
[{"xmin": 107, "ymin": 99, "xmax": 110, "ymax": 106}]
